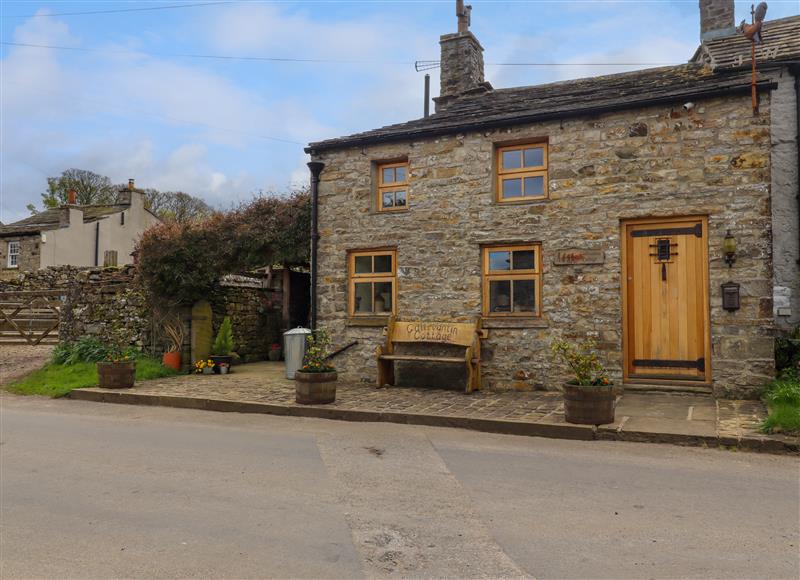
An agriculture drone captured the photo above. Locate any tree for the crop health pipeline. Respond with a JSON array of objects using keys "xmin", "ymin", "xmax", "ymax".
[
  {"xmin": 38, "ymin": 169, "xmax": 117, "ymax": 210},
  {"xmin": 144, "ymin": 190, "xmax": 214, "ymax": 224}
]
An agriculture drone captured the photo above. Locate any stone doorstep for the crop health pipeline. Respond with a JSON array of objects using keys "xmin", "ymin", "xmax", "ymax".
[{"xmin": 68, "ymin": 388, "xmax": 799, "ymax": 455}]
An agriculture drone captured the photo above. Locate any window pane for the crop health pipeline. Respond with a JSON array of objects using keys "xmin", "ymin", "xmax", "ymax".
[
  {"xmin": 489, "ymin": 280, "xmax": 512, "ymax": 313},
  {"xmin": 489, "ymin": 251, "xmax": 511, "ymax": 271},
  {"xmin": 523, "ymin": 147, "xmax": 544, "ymax": 167},
  {"xmin": 374, "ymin": 282, "xmax": 392, "ymax": 313},
  {"xmin": 382, "ymin": 167, "xmax": 394, "ymax": 184},
  {"xmin": 382, "ymin": 192, "xmax": 394, "ymax": 208},
  {"xmin": 395, "ymin": 190, "xmax": 407, "ymax": 207},
  {"xmin": 354, "ymin": 255, "xmax": 372, "ymax": 274},
  {"xmin": 523, "ymin": 176, "xmax": 545, "ymax": 197},
  {"xmin": 502, "ymin": 178, "xmax": 523, "ymax": 198},
  {"xmin": 502, "ymin": 150, "xmax": 522, "ymax": 170},
  {"xmin": 354, "ymin": 282, "xmax": 373, "ymax": 313},
  {"xmin": 395, "ymin": 166, "xmax": 407, "ymax": 182},
  {"xmin": 513, "ymin": 279, "xmax": 536, "ymax": 313},
  {"xmin": 512, "ymin": 250, "xmax": 535, "ymax": 270},
  {"xmin": 374, "ymin": 254, "xmax": 392, "ymax": 273}
]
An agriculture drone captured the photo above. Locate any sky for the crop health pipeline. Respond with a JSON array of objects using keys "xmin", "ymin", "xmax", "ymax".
[{"xmin": 2, "ymin": 0, "xmax": 798, "ymax": 223}]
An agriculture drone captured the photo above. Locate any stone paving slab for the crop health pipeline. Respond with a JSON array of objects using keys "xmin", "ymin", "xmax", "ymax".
[{"xmin": 70, "ymin": 362, "xmax": 799, "ymax": 454}]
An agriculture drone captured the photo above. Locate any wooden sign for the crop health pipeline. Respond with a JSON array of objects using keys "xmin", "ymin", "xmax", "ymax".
[
  {"xmin": 553, "ymin": 249, "xmax": 605, "ymax": 266},
  {"xmin": 392, "ymin": 320, "xmax": 476, "ymax": 346}
]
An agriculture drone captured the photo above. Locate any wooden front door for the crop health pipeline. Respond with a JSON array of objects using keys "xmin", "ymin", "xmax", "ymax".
[{"xmin": 622, "ymin": 216, "xmax": 710, "ymax": 383}]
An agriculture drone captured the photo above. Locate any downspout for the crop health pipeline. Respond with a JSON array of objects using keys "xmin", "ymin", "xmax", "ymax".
[
  {"xmin": 794, "ymin": 65, "xmax": 800, "ymax": 265},
  {"xmin": 94, "ymin": 222, "xmax": 100, "ymax": 267},
  {"xmin": 307, "ymin": 160, "xmax": 325, "ymax": 330}
]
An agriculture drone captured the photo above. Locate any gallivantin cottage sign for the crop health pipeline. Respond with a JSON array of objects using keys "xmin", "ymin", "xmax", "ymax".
[
  {"xmin": 553, "ymin": 248, "xmax": 605, "ymax": 266},
  {"xmin": 391, "ymin": 321, "xmax": 477, "ymax": 346}
]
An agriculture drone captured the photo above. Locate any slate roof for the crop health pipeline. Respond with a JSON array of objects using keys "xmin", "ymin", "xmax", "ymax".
[
  {"xmin": 692, "ymin": 15, "xmax": 800, "ymax": 70},
  {"xmin": 306, "ymin": 64, "xmax": 772, "ymax": 152},
  {"xmin": 0, "ymin": 203, "xmax": 129, "ymax": 237}
]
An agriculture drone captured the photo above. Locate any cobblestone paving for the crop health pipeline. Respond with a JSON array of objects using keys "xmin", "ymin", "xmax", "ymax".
[
  {"xmin": 77, "ymin": 362, "xmax": 798, "ymax": 450},
  {"xmin": 119, "ymin": 363, "xmax": 567, "ymax": 423}
]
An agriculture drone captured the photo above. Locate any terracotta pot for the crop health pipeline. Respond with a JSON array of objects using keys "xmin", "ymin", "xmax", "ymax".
[
  {"xmin": 162, "ymin": 351, "xmax": 181, "ymax": 371},
  {"xmin": 97, "ymin": 361, "xmax": 136, "ymax": 389},
  {"xmin": 295, "ymin": 371, "xmax": 337, "ymax": 405},
  {"xmin": 563, "ymin": 383, "xmax": 615, "ymax": 425}
]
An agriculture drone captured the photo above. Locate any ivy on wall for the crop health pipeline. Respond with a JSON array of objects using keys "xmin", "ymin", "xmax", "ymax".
[{"xmin": 136, "ymin": 191, "xmax": 310, "ymax": 305}]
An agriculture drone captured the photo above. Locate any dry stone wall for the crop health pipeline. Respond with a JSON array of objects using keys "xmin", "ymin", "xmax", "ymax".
[
  {"xmin": 312, "ymin": 93, "xmax": 775, "ymax": 398},
  {"xmin": 1, "ymin": 266, "xmax": 284, "ymax": 365}
]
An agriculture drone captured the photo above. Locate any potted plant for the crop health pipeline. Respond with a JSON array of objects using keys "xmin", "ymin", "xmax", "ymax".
[
  {"xmin": 97, "ymin": 330, "xmax": 137, "ymax": 389},
  {"xmin": 209, "ymin": 316, "xmax": 237, "ymax": 373},
  {"xmin": 195, "ymin": 359, "xmax": 215, "ymax": 375},
  {"xmin": 268, "ymin": 342, "xmax": 282, "ymax": 362},
  {"xmin": 551, "ymin": 338, "xmax": 615, "ymax": 425},
  {"xmin": 162, "ymin": 316, "xmax": 185, "ymax": 371},
  {"xmin": 218, "ymin": 362, "xmax": 230, "ymax": 375},
  {"xmin": 295, "ymin": 328, "xmax": 337, "ymax": 404}
]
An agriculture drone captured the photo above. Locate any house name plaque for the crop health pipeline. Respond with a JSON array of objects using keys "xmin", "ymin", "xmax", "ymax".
[{"xmin": 553, "ymin": 249, "xmax": 605, "ymax": 266}]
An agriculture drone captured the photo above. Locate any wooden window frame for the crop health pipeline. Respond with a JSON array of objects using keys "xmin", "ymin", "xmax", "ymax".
[
  {"xmin": 482, "ymin": 244, "xmax": 542, "ymax": 317},
  {"xmin": 495, "ymin": 143, "xmax": 549, "ymax": 203},
  {"xmin": 377, "ymin": 161, "xmax": 409, "ymax": 212},
  {"xmin": 7, "ymin": 240, "xmax": 20, "ymax": 268},
  {"xmin": 348, "ymin": 248, "xmax": 398, "ymax": 316}
]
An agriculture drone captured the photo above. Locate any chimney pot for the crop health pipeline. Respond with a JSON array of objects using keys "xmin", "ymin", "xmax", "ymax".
[{"xmin": 67, "ymin": 189, "xmax": 77, "ymax": 205}]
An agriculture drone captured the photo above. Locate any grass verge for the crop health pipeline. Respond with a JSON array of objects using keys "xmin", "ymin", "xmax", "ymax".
[
  {"xmin": 7, "ymin": 358, "xmax": 178, "ymax": 398},
  {"xmin": 760, "ymin": 371, "xmax": 800, "ymax": 435}
]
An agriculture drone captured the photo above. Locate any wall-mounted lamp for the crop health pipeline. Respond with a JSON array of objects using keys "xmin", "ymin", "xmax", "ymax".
[{"xmin": 723, "ymin": 230, "xmax": 737, "ymax": 268}]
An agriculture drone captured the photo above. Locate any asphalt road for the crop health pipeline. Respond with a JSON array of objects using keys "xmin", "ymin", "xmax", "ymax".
[{"xmin": 1, "ymin": 395, "xmax": 798, "ymax": 579}]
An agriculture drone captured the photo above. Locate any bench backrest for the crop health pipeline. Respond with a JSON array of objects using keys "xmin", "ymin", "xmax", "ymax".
[{"xmin": 389, "ymin": 320, "xmax": 477, "ymax": 347}]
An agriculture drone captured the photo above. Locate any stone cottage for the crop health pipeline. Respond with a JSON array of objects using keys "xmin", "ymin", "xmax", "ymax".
[
  {"xmin": 0, "ymin": 180, "xmax": 161, "ymax": 278},
  {"xmin": 305, "ymin": 0, "xmax": 799, "ymax": 397}
]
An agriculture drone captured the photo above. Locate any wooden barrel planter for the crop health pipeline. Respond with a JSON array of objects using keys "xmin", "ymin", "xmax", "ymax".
[
  {"xmin": 563, "ymin": 383, "xmax": 615, "ymax": 425},
  {"xmin": 97, "ymin": 361, "xmax": 136, "ymax": 389},
  {"xmin": 295, "ymin": 371, "xmax": 337, "ymax": 405}
]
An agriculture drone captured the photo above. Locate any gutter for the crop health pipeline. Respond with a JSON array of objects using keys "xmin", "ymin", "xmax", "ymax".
[{"xmin": 305, "ymin": 80, "xmax": 777, "ymax": 154}]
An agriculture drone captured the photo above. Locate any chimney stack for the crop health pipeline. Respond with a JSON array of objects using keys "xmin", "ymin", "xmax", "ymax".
[
  {"xmin": 67, "ymin": 189, "xmax": 77, "ymax": 205},
  {"xmin": 128, "ymin": 178, "xmax": 135, "ymax": 190},
  {"xmin": 699, "ymin": 0, "xmax": 736, "ymax": 41},
  {"xmin": 434, "ymin": 0, "xmax": 490, "ymax": 112}
]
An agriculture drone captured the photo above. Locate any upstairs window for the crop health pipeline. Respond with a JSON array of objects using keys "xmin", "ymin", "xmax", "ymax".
[
  {"xmin": 377, "ymin": 161, "xmax": 409, "ymax": 212},
  {"xmin": 496, "ymin": 143, "xmax": 548, "ymax": 202},
  {"xmin": 482, "ymin": 244, "xmax": 541, "ymax": 317},
  {"xmin": 348, "ymin": 249, "xmax": 397, "ymax": 316},
  {"xmin": 7, "ymin": 241, "xmax": 20, "ymax": 268}
]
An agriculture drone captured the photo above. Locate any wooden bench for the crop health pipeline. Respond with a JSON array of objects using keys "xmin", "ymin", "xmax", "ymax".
[{"xmin": 376, "ymin": 317, "xmax": 485, "ymax": 393}]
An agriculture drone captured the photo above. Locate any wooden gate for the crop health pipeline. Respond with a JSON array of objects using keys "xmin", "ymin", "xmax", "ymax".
[
  {"xmin": 622, "ymin": 216, "xmax": 711, "ymax": 384},
  {"xmin": 0, "ymin": 290, "xmax": 65, "ymax": 346}
]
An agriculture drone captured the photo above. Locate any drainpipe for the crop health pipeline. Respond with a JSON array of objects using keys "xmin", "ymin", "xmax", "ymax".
[
  {"xmin": 794, "ymin": 65, "xmax": 800, "ymax": 265},
  {"xmin": 94, "ymin": 222, "xmax": 100, "ymax": 267},
  {"xmin": 307, "ymin": 160, "xmax": 325, "ymax": 330}
]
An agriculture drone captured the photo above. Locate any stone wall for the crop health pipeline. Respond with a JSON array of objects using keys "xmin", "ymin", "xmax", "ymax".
[
  {"xmin": 311, "ymin": 92, "xmax": 775, "ymax": 398},
  {"xmin": 209, "ymin": 281, "xmax": 283, "ymax": 363},
  {"xmin": 1, "ymin": 266, "xmax": 285, "ymax": 365},
  {"xmin": 770, "ymin": 67, "xmax": 800, "ymax": 330}
]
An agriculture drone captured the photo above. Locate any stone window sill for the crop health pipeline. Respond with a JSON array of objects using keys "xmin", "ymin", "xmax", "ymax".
[
  {"xmin": 346, "ymin": 315, "xmax": 390, "ymax": 327},
  {"xmin": 482, "ymin": 317, "xmax": 549, "ymax": 329}
]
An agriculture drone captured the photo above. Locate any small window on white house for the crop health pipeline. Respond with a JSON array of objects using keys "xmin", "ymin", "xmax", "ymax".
[{"xmin": 7, "ymin": 241, "xmax": 20, "ymax": 268}]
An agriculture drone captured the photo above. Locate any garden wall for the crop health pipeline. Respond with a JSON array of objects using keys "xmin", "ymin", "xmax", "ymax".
[{"xmin": 0, "ymin": 266, "xmax": 285, "ymax": 366}]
